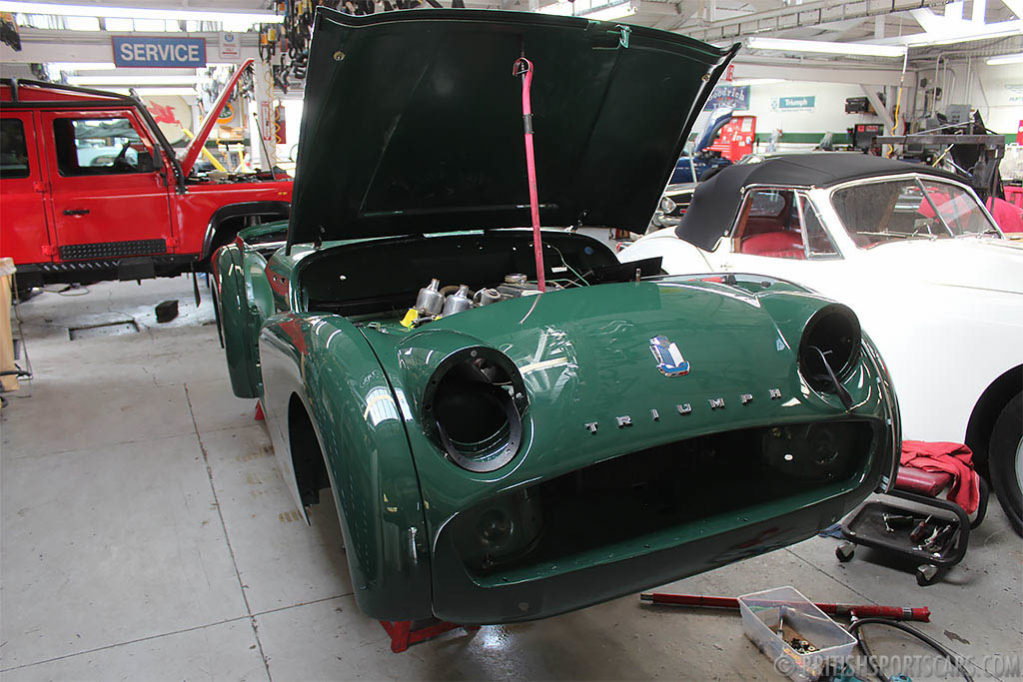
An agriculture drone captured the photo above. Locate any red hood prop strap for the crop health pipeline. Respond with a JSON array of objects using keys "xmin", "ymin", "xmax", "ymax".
[{"xmin": 513, "ymin": 57, "xmax": 546, "ymax": 292}]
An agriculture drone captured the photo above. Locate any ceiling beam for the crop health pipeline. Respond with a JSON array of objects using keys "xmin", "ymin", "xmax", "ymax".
[
  {"xmin": 861, "ymin": 84, "xmax": 894, "ymax": 129},
  {"xmin": 676, "ymin": 0, "xmax": 949, "ymax": 40},
  {"xmin": 731, "ymin": 58, "xmax": 909, "ymax": 85}
]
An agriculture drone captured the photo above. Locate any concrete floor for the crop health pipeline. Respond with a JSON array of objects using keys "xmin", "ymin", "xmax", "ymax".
[{"xmin": 1, "ymin": 276, "xmax": 1020, "ymax": 681}]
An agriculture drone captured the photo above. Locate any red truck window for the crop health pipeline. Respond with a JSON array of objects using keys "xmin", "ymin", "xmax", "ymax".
[
  {"xmin": 0, "ymin": 119, "xmax": 31, "ymax": 179},
  {"xmin": 52, "ymin": 117, "xmax": 156, "ymax": 176}
]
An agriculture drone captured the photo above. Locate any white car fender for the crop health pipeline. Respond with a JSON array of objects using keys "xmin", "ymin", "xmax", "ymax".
[{"xmin": 621, "ymin": 231, "xmax": 712, "ymax": 273}]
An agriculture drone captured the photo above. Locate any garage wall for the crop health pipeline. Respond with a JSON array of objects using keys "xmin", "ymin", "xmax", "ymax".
[
  {"xmin": 923, "ymin": 60, "xmax": 1023, "ymax": 136},
  {"xmin": 730, "ymin": 80, "xmax": 885, "ymax": 143}
]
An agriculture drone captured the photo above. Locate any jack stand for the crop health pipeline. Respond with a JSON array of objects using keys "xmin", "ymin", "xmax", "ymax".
[
  {"xmin": 379, "ymin": 619, "xmax": 479, "ymax": 653},
  {"xmin": 254, "ymin": 402, "xmax": 264, "ymax": 421}
]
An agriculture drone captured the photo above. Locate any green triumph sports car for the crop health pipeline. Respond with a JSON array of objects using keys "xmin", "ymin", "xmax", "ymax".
[{"xmin": 212, "ymin": 8, "xmax": 900, "ymax": 625}]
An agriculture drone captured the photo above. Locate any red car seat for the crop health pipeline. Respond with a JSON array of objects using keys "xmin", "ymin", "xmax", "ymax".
[{"xmin": 741, "ymin": 231, "xmax": 805, "ymax": 259}]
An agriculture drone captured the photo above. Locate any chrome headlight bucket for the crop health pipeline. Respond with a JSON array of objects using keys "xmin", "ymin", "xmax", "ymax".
[{"xmin": 421, "ymin": 346, "xmax": 528, "ymax": 472}]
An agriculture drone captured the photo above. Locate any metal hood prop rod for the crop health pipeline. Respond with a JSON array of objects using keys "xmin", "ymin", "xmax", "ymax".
[{"xmin": 513, "ymin": 56, "xmax": 546, "ymax": 293}]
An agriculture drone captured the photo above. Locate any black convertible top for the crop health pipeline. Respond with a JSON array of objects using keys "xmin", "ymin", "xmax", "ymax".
[{"xmin": 674, "ymin": 153, "xmax": 960, "ymax": 250}]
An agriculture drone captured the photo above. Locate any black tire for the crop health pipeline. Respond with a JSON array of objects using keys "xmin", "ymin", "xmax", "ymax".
[{"xmin": 989, "ymin": 393, "xmax": 1022, "ymax": 536}]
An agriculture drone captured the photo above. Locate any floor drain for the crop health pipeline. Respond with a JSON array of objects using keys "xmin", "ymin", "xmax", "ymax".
[{"xmin": 68, "ymin": 319, "xmax": 140, "ymax": 341}]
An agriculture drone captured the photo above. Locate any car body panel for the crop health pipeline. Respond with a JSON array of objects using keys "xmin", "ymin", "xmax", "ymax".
[
  {"xmin": 212, "ymin": 14, "xmax": 899, "ymax": 625},
  {"xmin": 214, "ymin": 225, "xmax": 898, "ymax": 623},
  {"xmin": 288, "ymin": 8, "xmax": 737, "ymax": 245},
  {"xmin": 257, "ymin": 312, "xmax": 435, "ymax": 618}
]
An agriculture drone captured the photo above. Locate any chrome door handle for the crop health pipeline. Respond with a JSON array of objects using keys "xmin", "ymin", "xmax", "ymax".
[{"xmin": 63, "ymin": 209, "xmax": 90, "ymax": 216}]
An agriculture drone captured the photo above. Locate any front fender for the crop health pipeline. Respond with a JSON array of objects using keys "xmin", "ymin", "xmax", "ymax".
[
  {"xmin": 213, "ymin": 242, "xmax": 272, "ymax": 398},
  {"xmin": 258, "ymin": 313, "xmax": 432, "ymax": 621}
]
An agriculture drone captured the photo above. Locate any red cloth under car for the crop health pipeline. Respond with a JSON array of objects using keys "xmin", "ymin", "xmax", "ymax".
[{"xmin": 900, "ymin": 440, "xmax": 981, "ymax": 514}]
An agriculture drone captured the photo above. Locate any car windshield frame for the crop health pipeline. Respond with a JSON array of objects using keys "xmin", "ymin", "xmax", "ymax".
[{"xmin": 826, "ymin": 174, "xmax": 1003, "ymax": 249}]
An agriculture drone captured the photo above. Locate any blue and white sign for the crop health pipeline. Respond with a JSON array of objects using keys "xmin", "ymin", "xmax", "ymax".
[
  {"xmin": 112, "ymin": 36, "xmax": 207, "ymax": 68},
  {"xmin": 650, "ymin": 335, "xmax": 691, "ymax": 377},
  {"xmin": 773, "ymin": 95, "xmax": 816, "ymax": 111}
]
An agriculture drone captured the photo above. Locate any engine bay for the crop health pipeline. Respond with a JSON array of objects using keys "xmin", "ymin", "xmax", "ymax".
[{"xmin": 299, "ymin": 230, "xmax": 661, "ymax": 320}]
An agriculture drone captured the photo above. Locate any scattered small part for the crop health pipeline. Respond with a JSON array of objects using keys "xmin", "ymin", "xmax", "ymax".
[
  {"xmin": 909, "ymin": 515, "xmax": 933, "ymax": 543},
  {"xmin": 155, "ymin": 299, "xmax": 179, "ymax": 323}
]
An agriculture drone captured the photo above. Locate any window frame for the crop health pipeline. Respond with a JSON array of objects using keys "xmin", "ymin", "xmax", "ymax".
[
  {"xmin": 50, "ymin": 111, "xmax": 160, "ymax": 178},
  {"xmin": 826, "ymin": 173, "xmax": 1003, "ymax": 244},
  {"xmin": 0, "ymin": 117, "xmax": 32, "ymax": 180}
]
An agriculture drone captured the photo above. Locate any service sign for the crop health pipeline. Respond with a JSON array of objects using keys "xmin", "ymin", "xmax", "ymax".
[{"xmin": 112, "ymin": 36, "xmax": 207, "ymax": 68}]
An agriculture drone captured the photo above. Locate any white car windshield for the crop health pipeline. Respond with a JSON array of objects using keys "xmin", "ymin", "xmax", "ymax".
[{"xmin": 830, "ymin": 177, "xmax": 1000, "ymax": 248}]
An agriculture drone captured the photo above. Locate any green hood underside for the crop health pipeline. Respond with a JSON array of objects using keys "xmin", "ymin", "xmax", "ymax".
[{"xmin": 289, "ymin": 8, "xmax": 737, "ymax": 246}]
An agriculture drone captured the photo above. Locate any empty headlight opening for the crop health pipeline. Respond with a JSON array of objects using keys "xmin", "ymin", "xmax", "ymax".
[
  {"xmin": 423, "ymin": 347, "xmax": 527, "ymax": 472},
  {"xmin": 798, "ymin": 304, "xmax": 861, "ymax": 395}
]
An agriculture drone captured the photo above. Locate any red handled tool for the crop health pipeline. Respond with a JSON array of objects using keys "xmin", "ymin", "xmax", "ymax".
[
  {"xmin": 640, "ymin": 593, "xmax": 930, "ymax": 623},
  {"xmin": 513, "ymin": 56, "xmax": 546, "ymax": 292}
]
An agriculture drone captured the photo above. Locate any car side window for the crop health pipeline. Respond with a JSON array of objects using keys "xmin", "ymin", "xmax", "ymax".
[
  {"xmin": 52, "ymin": 116, "xmax": 155, "ymax": 176},
  {"xmin": 0, "ymin": 119, "xmax": 31, "ymax": 179},
  {"xmin": 796, "ymin": 193, "xmax": 839, "ymax": 258},
  {"xmin": 734, "ymin": 189, "xmax": 805, "ymax": 259}
]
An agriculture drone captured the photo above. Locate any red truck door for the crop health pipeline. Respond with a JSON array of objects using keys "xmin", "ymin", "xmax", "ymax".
[
  {"xmin": 0, "ymin": 111, "xmax": 54, "ymax": 265},
  {"xmin": 39, "ymin": 109, "xmax": 173, "ymax": 263}
]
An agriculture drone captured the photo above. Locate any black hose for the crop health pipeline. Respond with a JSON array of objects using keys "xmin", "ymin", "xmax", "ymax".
[{"xmin": 848, "ymin": 617, "xmax": 974, "ymax": 682}]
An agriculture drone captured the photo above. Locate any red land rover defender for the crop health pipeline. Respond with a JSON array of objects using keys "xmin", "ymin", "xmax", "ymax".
[{"xmin": 1, "ymin": 60, "xmax": 292, "ymax": 292}]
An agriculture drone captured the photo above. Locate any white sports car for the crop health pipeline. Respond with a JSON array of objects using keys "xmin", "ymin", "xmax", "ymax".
[{"xmin": 620, "ymin": 153, "xmax": 1023, "ymax": 533}]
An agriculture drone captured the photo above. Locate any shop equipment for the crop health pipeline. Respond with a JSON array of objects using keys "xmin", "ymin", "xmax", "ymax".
[
  {"xmin": 835, "ymin": 468, "xmax": 988, "ymax": 586},
  {"xmin": 640, "ymin": 593, "xmax": 930, "ymax": 622}
]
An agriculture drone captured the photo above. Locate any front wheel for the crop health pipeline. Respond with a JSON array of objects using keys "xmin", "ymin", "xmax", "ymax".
[{"xmin": 989, "ymin": 392, "xmax": 1022, "ymax": 536}]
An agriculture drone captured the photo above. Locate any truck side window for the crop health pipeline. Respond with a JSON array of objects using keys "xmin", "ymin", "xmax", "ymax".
[
  {"xmin": 0, "ymin": 119, "xmax": 31, "ymax": 179},
  {"xmin": 52, "ymin": 117, "xmax": 155, "ymax": 176}
]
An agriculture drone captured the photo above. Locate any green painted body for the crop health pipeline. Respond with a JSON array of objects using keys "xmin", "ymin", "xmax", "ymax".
[
  {"xmin": 213, "ymin": 228, "xmax": 899, "ymax": 624},
  {"xmin": 210, "ymin": 9, "xmax": 898, "ymax": 626}
]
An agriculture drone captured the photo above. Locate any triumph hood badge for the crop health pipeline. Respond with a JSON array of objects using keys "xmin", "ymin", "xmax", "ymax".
[{"xmin": 650, "ymin": 335, "xmax": 690, "ymax": 377}]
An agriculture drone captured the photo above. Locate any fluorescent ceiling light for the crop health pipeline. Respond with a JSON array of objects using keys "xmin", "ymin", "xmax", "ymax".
[
  {"xmin": 986, "ymin": 53, "xmax": 1023, "ymax": 65},
  {"xmin": 581, "ymin": 2, "xmax": 636, "ymax": 20},
  {"xmin": 0, "ymin": 1, "xmax": 283, "ymax": 23},
  {"xmin": 107, "ymin": 87, "xmax": 196, "ymax": 96},
  {"xmin": 746, "ymin": 37, "xmax": 907, "ymax": 58},
  {"xmin": 729, "ymin": 78, "xmax": 784, "ymax": 86},
  {"xmin": 69, "ymin": 75, "xmax": 200, "ymax": 85},
  {"xmin": 898, "ymin": 23, "xmax": 1023, "ymax": 47},
  {"xmin": 539, "ymin": 0, "xmax": 637, "ymax": 21},
  {"xmin": 48, "ymin": 61, "xmax": 116, "ymax": 70}
]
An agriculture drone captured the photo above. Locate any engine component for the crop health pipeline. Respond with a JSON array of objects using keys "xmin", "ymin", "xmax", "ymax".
[
  {"xmin": 474, "ymin": 288, "xmax": 501, "ymax": 306},
  {"xmin": 416, "ymin": 278, "xmax": 444, "ymax": 316},
  {"xmin": 442, "ymin": 284, "xmax": 474, "ymax": 316}
]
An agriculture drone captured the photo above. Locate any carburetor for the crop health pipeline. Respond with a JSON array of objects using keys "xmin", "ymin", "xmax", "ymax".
[{"xmin": 405, "ymin": 274, "xmax": 558, "ymax": 328}]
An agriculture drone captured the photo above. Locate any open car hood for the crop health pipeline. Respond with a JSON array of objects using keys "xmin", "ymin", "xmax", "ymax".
[
  {"xmin": 179, "ymin": 58, "xmax": 253, "ymax": 177},
  {"xmin": 288, "ymin": 8, "xmax": 737, "ymax": 246}
]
